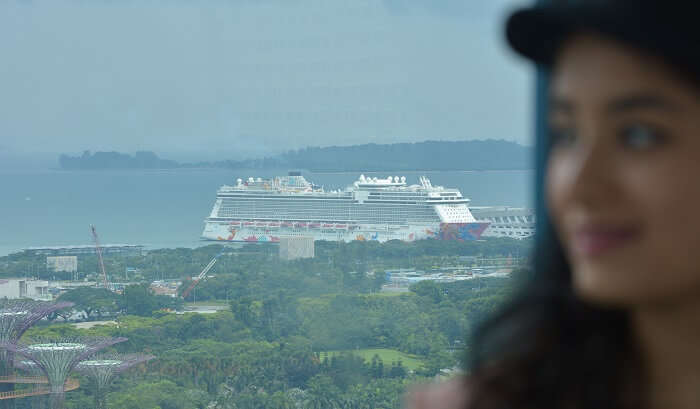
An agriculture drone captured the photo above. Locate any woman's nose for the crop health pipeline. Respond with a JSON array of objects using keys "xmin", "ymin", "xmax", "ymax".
[{"xmin": 553, "ymin": 134, "xmax": 619, "ymax": 210}]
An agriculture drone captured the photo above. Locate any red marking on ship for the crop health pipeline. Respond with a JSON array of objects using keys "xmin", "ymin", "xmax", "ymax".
[{"xmin": 438, "ymin": 222, "xmax": 490, "ymax": 241}]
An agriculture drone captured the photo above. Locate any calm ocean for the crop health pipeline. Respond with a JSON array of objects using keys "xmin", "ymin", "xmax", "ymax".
[{"xmin": 0, "ymin": 168, "xmax": 533, "ymax": 256}]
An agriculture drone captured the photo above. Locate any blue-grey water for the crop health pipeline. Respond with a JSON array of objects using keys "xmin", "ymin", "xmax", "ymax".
[{"xmin": 0, "ymin": 169, "xmax": 533, "ymax": 256}]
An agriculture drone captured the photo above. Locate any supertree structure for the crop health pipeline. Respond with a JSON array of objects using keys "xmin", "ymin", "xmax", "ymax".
[
  {"xmin": 10, "ymin": 359, "xmax": 50, "ymax": 409},
  {"xmin": 13, "ymin": 359, "xmax": 42, "ymax": 375},
  {"xmin": 75, "ymin": 353, "xmax": 154, "ymax": 409},
  {"xmin": 0, "ymin": 300, "xmax": 73, "ymax": 409},
  {"xmin": 2, "ymin": 336, "xmax": 127, "ymax": 409},
  {"xmin": 0, "ymin": 300, "xmax": 74, "ymax": 374}
]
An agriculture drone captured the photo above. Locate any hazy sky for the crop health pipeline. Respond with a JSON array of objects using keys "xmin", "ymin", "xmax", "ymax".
[{"xmin": 0, "ymin": 0, "xmax": 532, "ymax": 161}]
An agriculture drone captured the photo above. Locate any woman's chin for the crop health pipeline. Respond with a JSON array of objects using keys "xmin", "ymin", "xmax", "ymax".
[{"xmin": 571, "ymin": 263, "xmax": 660, "ymax": 307}]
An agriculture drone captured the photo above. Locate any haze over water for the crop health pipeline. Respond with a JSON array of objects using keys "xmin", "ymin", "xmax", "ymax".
[{"xmin": 0, "ymin": 168, "xmax": 532, "ymax": 256}]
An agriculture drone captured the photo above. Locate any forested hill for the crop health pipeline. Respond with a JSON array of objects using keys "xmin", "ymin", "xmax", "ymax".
[
  {"xmin": 59, "ymin": 150, "xmax": 180, "ymax": 170},
  {"xmin": 232, "ymin": 140, "xmax": 531, "ymax": 171},
  {"xmin": 59, "ymin": 140, "xmax": 532, "ymax": 171}
]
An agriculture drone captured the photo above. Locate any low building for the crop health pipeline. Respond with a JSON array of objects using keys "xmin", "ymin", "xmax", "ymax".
[
  {"xmin": 150, "ymin": 280, "xmax": 181, "ymax": 298},
  {"xmin": 23, "ymin": 244, "xmax": 144, "ymax": 256},
  {"xmin": 0, "ymin": 279, "xmax": 52, "ymax": 301},
  {"xmin": 279, "ymin": 236, "xmax": 314, "ymax": 260},
  {"xmin": 382, "ymin": 269, "xmax": 476, "ymax": 292},
  {"xmin": 46, "ymin": 256, "xmax": 78, "ymax": 273}
]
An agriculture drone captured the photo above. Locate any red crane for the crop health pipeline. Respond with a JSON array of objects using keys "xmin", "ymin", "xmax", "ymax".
[
  {"xmin": 90, "ymin": 225, "xmax": 109, "ymax": 289},
  {"xmin": 181, "ymin": 251, "xmax": 223, "ymax": 299}
]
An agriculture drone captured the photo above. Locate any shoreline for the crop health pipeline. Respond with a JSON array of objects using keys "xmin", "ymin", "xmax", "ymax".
[{"xmin": 1, "ymin": 169, "xmax": 532, "ymax": 257}]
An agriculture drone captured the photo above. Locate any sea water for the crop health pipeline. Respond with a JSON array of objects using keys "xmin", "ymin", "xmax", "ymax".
[{"xmin": 0, "ymin": 168, "xmax": 533, "ymax": 256}]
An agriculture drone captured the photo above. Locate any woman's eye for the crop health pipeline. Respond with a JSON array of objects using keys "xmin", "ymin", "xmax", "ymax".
[
  {"xmin": 549, "ymin": 126, "xmax": 577, "ymax": 148},
  {"xmin": 618, "ymin": 124, "xmax": 666, "ymax": 150}
]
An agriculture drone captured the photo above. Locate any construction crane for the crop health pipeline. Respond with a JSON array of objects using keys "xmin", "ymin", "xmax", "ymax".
[
  {"xmin": 90, "ymin": 224, "xmax": 109, "ymax": 289},
  {"xmin": 181, "ymin": 251, "xmax": 224, "ymax": 300}
]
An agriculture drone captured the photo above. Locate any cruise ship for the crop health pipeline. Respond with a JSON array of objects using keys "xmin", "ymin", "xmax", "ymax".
[{"xmin": 201, "ymin": 172, "xmax": 490, "ymax": 243}]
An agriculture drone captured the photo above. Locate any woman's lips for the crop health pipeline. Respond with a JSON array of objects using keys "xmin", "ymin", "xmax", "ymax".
[{"xmin": 571, "ymin": 226, "xmax": 641, "ymax": 257}]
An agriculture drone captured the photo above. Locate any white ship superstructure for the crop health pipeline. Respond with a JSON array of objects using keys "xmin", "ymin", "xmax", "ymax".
[{"xmin": 202, "ymin": 172, "xmax": 490, "ymax": 243}]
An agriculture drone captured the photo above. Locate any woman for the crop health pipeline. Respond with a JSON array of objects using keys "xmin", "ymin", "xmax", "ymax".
[{"xmin": 409, "ymin": 2, "xmax": 700, "ymax": 408}]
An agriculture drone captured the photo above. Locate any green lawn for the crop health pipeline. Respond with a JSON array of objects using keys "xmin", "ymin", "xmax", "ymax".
[
  {"xmin": 320, "ymin": 348, "xmax": 424, "ymax": 371},
  {"xmin": 373, "ymin": 290, "xmax": 411, "ymax": 297}
]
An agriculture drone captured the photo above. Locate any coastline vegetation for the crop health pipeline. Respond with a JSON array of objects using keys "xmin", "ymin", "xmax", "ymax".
[
  {"xmin": 320, "ymin": 349, "xmax": 425, "ymax": 371},
  {"xmin": 0, "ymin": 238, "xmax": 531, "ymax": 408}
]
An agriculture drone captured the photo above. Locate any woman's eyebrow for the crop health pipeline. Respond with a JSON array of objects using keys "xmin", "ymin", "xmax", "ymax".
[
  {"xmin": 548, "ymin": 93, "xmax": 680, "ymax": 116},
  {"xmin": 606, "ymin": 93, "xmax": 681, "ymax": 113}
]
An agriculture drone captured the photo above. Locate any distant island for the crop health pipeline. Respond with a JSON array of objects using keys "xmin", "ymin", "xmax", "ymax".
[
  {"xmin": 59, "ymin": 151, "xmax": 181, "ymax": 170},
  {"xmin": 59, "ymin": 140, "xmax": 532, "ymax": 172}
]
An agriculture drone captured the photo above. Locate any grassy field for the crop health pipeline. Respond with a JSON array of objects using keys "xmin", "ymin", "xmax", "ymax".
[
  {"xmin": 373, "ymin": 290, "xmax": 411, "ymax": 297},
  {"xmin": 320, "ymin": 348, "xmax": 424, "ymax": 371}
]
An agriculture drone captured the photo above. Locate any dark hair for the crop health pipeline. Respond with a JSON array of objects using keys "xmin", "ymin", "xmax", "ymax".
[
  {"xmin": 466, "ymin": 225, "xmax": 643, "ymax": 409},
  {"xmin": 465, "ymin": 100, "xmax": 644, "ymax": 409}
]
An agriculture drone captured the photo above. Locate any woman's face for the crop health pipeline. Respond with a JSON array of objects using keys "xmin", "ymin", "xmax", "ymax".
[{"xmin": 548, "ymin": 33, "xmax": 700, "ymax": 306}]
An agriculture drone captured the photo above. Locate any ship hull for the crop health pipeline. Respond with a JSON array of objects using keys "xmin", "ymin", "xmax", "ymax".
[{"xmin": 201, "ymin": 221, "xmax": 490, "ymax": 243}]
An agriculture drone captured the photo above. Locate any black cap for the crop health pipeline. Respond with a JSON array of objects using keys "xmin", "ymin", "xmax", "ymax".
[{"xmin": 506, "ymin": 1, "xmax": 700, "ymax": 77}]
